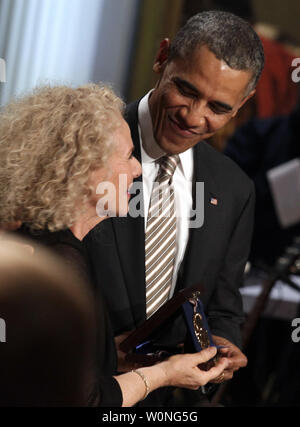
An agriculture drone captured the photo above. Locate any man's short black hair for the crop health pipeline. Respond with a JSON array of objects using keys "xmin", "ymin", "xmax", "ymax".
[{"xmin": 169, "ymin": 10, "xmax": 264, "ymax": 94}]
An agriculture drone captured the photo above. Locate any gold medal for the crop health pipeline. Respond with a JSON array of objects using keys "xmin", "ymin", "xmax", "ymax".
[
  {"xmin": 189, "ymin": 292, "xmax": 217, "ymax": 370},
  {"xmin": 193, "ymin": 312, "xmax": 210, "ymax": 349},
  {"xmin": 189, "ymin": 292, "xmax": 210, "ymax": 349}
]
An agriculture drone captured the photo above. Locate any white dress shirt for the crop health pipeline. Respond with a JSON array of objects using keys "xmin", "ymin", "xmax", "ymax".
[{"xmin": 138, "ymin": 91, "xmax": 194, "ymax": 296}]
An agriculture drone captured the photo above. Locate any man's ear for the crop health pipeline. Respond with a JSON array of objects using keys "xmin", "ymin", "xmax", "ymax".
[
  {"xmin": 153, "ymin": 38, "xmax": 171, "ymax": 74},
  {"xmin": 232, "ymin": 89, "xmax": 256, "ymax": 118}
]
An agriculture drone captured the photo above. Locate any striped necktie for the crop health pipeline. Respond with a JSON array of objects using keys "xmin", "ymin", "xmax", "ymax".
[{"xmin": 145, "ymin": 154, "xmax": 179, "ymax": 318}]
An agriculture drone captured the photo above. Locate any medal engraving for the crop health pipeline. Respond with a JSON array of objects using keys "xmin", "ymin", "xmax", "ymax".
[
  {"xmin": 189, "ymin": 292, "xmax": 211, "ymax": 349},
  {"xmin": 188, "ymin": 292, "xmax": 217, "ymax": 370},
  {"xmin": 193, "ymin": 312, "xmax": 210, "ymax": 348}
]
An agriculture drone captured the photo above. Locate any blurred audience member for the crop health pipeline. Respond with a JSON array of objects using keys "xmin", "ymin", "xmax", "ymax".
[
  {"xmin": 225, "ymin": 102, "xmax": 300, "ymax": 266},
  {"xmin": 0, "ymin": 237, "xmax": 95, "ymax": 406},
  {"xmin": 254, "ymin": 29, "xmax": 299, "ymax": 118}
]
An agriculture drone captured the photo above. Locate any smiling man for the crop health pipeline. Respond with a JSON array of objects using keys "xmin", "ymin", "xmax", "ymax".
[
  {"xmin": 149, "ymin": 42, "xmax": 255, "ymax": 153},
  {"xmin": 85, "ymin": 10, "xmax": 264, "ymax": 406}
]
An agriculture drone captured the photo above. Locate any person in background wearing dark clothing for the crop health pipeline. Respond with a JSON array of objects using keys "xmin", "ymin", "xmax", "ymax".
[
  {"xmin": 225, "ymin": 104, "xmax": 300, "ymax": 266},
  {"xmin": 0, "ymin": 237, "xmax": 95, "ymax": 407}
]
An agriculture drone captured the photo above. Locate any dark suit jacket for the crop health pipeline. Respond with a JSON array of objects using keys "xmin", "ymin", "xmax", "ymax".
[{"xmin": 84, "ymin": 100, "xmax": 255, "ymax": 349}]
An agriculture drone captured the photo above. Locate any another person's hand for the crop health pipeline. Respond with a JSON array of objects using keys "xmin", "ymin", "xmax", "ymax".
[
  {"xmin": 115, "ymin": 331, "xmax": 145, "ymax": 372},
  {"xmin": 210, "ymin": 335, "xmax": 247, "ymax": 383},
  {"xmin": 0, "ymin": 222, "xmax": 34, "ymax": 253},
  {"xmin": 0, "ymin": 221, "xmax": 22, "ymax": 236}
]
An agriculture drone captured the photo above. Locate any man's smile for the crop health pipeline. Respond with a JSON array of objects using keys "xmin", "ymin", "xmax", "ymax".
[{"xmin": 167, "ymin": 115, "xmax": 204, "ymax": 137}]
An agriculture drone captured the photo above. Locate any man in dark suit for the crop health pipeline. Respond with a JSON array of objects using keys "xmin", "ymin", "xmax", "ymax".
[{"xmin": 84, "ymin": 11, "xmax": 264, "ymax": 403}]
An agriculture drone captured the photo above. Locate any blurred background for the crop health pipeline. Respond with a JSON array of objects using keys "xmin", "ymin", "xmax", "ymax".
[{"xmin": 1, "ymin": 0, "xmax": 300, "ymax": 407}]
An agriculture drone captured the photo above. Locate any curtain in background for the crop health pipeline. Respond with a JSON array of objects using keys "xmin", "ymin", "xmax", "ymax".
[{"xmin": 0, "ymin": 0, "xmax": 139, "ymax": 106}]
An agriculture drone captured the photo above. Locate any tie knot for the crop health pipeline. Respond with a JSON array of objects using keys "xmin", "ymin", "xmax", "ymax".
[{"xmin": 157, "ymin": 155, "xmax": 179, "ymax": 181}]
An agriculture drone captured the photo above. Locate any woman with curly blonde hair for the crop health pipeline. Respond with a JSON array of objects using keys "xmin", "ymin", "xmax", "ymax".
[
  {"xmin": 0, "ymin": 84, "xmax": 229, "ymax": 407},
  {"xmin": 0, "ymin": 84, "xmax": 138, "ymax": 233}
]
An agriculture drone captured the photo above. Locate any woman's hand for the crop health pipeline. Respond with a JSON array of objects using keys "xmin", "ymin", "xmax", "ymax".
[
  {"xmin": 158, "ymin": 346, "xmax": 230, "ymax": 389},
  {"xmin": 116, "ymin": 346, "xmax": 229, "ymax": 407}
]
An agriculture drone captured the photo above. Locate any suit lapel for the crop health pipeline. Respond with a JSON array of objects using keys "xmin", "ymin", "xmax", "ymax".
[
  {"xmin": 111, "ymin": 101, "xmax": 146, "ymax": 325},
  {"xmin": 125, "ymin": 100, "xmax": 142, "ymax": 162},
  {"xmin": 177, "ymin": 142, "xmax": 221, "ymax": 292}
]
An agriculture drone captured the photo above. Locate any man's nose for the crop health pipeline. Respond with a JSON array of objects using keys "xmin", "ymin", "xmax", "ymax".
[{"xmin": 179, "ymin": 101, "xmax": 207, "ymax": 129}]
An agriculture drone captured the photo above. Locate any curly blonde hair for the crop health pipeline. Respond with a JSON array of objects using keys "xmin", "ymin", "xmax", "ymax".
[{"xmin": 0, "ymin": 84, "xmax": 124, "ymax": 231}]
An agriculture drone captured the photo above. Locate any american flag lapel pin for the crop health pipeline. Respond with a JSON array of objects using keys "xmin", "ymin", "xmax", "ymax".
[{"xmin": 210, "ymin": 197, "xmax": 218, "ymax": 206}]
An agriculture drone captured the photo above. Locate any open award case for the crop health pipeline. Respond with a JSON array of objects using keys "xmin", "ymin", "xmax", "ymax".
[{"xmin": 119, "ymin": 286, "xmax": 218, "ymax": 371}]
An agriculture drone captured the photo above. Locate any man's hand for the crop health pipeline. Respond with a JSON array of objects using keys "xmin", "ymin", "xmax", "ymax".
[{"xmin": 210, "ymin": 335, "xmax": 247, "ymax": 382}]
